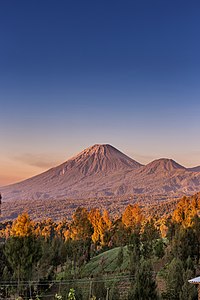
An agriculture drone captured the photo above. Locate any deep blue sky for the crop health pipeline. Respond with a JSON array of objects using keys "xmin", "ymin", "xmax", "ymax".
[{"xmin": 1, "ymin": 1, "xmax": 200, "ymax": 185}]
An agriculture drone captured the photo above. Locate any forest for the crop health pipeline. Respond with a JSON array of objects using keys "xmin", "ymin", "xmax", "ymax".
[{"xmin": 0, "ymin": 193, "xmax": 200, "ymax": 300}]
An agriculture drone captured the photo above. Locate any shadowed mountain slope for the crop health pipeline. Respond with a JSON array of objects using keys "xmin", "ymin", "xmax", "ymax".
[{"xmin": 188, "ymin": 166, "xmax": 200, "ymax": 172}]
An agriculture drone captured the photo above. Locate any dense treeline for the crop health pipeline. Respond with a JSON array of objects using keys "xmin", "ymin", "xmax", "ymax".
[{"xmin": 0, "ymin": 194, "xmax": 200, "ymax": 299}]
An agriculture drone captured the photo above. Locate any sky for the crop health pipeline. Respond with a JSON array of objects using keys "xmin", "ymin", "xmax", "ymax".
[{"xmin": 1, "ymin": 0, "xmax": 200, "ymax": 186}]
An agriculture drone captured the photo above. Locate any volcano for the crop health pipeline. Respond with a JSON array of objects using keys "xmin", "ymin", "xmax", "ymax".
[
  {"xmin": 1, "ymin": 144, "xmax": 200, "ymax": 202},
  {"xmin": 1, "ymin": 144, "xmax": 142, "ymax": 200}
]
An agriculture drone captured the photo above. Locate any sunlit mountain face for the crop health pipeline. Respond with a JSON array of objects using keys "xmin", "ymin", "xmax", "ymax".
[{"xmin": 1, "ymin": 144, "xmax": 200, "ymax": 202}]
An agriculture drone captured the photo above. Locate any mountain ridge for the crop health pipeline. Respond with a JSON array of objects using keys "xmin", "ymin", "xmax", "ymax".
[{"xmin": 1, "ymin": 144, "xmax": 200, "ymax": 201}]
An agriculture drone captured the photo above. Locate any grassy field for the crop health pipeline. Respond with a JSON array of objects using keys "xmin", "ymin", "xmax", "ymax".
[
  {"xmin": 81, "ymin": 246, "xmax": 130, "ymax": 277},
  {"xmin": 55, "ymin": 245, "xmax": 167, "ymax": 299},
  {"xmin": 55, "ymin": 246, "xmax": 131, "ymax": 299}
]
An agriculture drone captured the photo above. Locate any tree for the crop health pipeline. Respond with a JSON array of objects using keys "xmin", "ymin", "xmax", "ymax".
[
  {"xmin": 11, "ymin": 212, "xmax": 33, "ymax": 237},
  {"xmin": 191, "ymin": 215, "xmax": 200, "ymax": 263},
  {"xmin": 0, "ymin": 243, "xmax": 7, "ymax": 278},
  {"xmin": 70, "ymin": 207, "xmax": 93, "ymax": 241},
  {"xmin": 172, "ymin": 196, "xmax": 199, "ymax": 228},
  {"xmin": 110, "ymin": 218, "xmax": 130, "ymax": 247},
  {"xmin": 88, "ymin": 209, "xmax": 112, "ymax": 248},
  {"xmin": 4, "ymin": 235, "xmax": 41, "ymax": 297},
  {"xmin": 39, "ymin": 218, "xmax": 56, "ymax": 241},
  {"xmin": 88, "ymin": 209, "xmax": 104, "ymax": 245},
  {"xmin": 172, "ymin": 227, "xmax": 198, "ymax": 262},
  {"xmin": 140, "ymin": 218, "xmax": 160, "ymax": 259},
  {"xmin": 128, "ymin": 259, "xmax": 159, "ymax": 300},
  {"xmin": 128, "ymin": 229, "xmax": 141, "ymax": 279},
  {"xmin": 179, "ymin": 269, "xmax": 197, "ymax": 300},
  {"xmin": 5, "ymin": 213, "xmax": 42, "ymax": 297},
  {"xmin": 153, "ymin": 239, "xmax": 165, "ymax": 259},
  {"xmin": 122, "ymin": 204, "xmax": 143, "ymax": 229},
  {"xmin": 165, "ymin": 258, "xmax": 184, "ymax": 300}
]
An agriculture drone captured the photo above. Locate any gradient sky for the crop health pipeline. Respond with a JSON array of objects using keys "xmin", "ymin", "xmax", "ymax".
[{"xmin": 1, "ymin": 1, "xmax": 200, "ymax": 186}]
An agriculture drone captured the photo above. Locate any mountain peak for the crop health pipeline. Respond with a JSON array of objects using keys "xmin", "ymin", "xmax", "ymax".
[
  {"xmin": 144, "ymin": 158, "xmax": 185, "ymax": 173},
  {"xmin": 81, "ymin": 143, "xmax": 117, "ymax": 151},
  {"xmin": 79, "ymin": 143, "xmax": 114, "ymax": 154},
  {"xmin": 2, "ymin": 144, "xmax": 200, "ymax": 204},
  {"xmin": 69, "ymin": 143, "xmax": 142, "ymax": 175}
]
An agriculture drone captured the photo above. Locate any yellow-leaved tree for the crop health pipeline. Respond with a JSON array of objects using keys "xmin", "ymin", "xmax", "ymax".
[
  {"xmin": 88, "ymin": 208, "xmax": 112, "ymax": 247},
  {"xmin": 172, "ymin": 195, "xmax": 199, "ymax": 227},
  {"xmin": 122, "ymin": 204, "xmax": 143, "ymax": 229},
  {"xmin": 70, "ymin": 207, "xmax": 93, "ymax": 241},
  {"xmin": 11, "ymin": 212, "xmax": 34, "ymax": 237}
]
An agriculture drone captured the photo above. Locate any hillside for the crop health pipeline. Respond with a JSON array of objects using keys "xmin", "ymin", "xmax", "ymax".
[
  {"xmin": 0, "ymin": 144, "xmax": 142, "ymax": 201},
  {"xmin": 57, "ymin": 245, "xmax": 167, "ymax": 300},
  {"xmin": 1, "ymin": 144, "xmax": 200, "ymax": 222},
  {"xmin": 1, "ymin": 144, "xmax": 200, "ymax": 202}
]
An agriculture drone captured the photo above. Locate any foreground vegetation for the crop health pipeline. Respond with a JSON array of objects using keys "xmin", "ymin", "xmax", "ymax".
[{"xmin": 0, "ymin": 193, "xmax": 200, "ymax": 299}]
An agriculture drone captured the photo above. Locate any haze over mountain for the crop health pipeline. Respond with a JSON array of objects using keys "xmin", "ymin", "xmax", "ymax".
[{"xmin": 1, "ymin": 144, "xmax": 200, "ymax": 202}]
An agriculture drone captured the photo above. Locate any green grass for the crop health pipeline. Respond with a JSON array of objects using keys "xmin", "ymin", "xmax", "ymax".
[
  {"xmin": 57, "ymin": 246, "xmax": 130, "ymax": 281},
  {"xmin": 81, "ymin": 246, "xmax": 130, "ymax": 277},
  {"xmin": 55, "ymin": 247, "xmax": 131, "ymax": 300},
  {"xmin": 56, "ymin": 246, "xmax": 166, "ymax": 299}
]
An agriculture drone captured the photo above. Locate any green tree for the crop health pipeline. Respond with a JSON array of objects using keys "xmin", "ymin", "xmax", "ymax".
[
  {"xmin": 165, "ymin": 258, "xmax": 184, "ymax": 300},
  {"xmin": 179, "ymin": 257, "xmax": 197, "ymax": 300},
  {"xmin": 172, "ymin": 227, "xmax": 198, "ymax": 262},
  {"xmin": 0, "ymin": 244, "xmax": 7, "ymax": 278},
  {"xmin": 128, "ymin": 259, "xmax": 159, "ymax": 300},
  {"xmin": 128, "ymin": 229, "xmax": 141, "ymax": 281},
  {"xmin": 179, "ymin": 269, "xmax": 197, "ymax": 300},
  {"xmin": 191, "ymin": 215, "xmax": 200, "ymax": 263},
  {"xmin": 141, "ymin": 219, "xmax": 160, "ymax": 259},
  {"xmin": 110, "ymin": 218, "xmax": 130, "ymax": 247},
  {"xmin": 4, "ymin": 236, "xmax": 41, "ymax": 280},
  {"xmin": 4, "ymin": 235, "xmax": 41, "ymax": 297},
  {"xmin": 153, "ymin": 239, "xmax": 165, "ymax": 259}
]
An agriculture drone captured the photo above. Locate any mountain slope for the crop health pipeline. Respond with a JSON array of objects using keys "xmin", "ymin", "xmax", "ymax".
[
  {"xmin": 1, "ymin": 145, "xmax": 200, "ymax": 201},
  {"xmin": 141, "ymin": 158, "xmax": 185, "ymax": 174},
  {"xmin": 188, "ymin": 166, "xmax": 200, "ymax": 172},
  {"xmin": 67, "ymin": 144, "xmax": 142, "ymax": 174},
  {"xmin": 121, "ymin": 158, "xmax": 200, "ymax": 195},
  {"xmin": 1, "ymin": 144, "xmax": 142, "ymax": 200}
]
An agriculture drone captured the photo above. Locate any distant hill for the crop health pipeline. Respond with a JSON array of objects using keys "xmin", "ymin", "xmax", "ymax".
[
  {"xmin": 1, "ymin": 144, "xmax": 200, "ymax": 202},
  {"xmin": 188, "ymin": 166, "xmax": 200, "ymax": 172}
]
